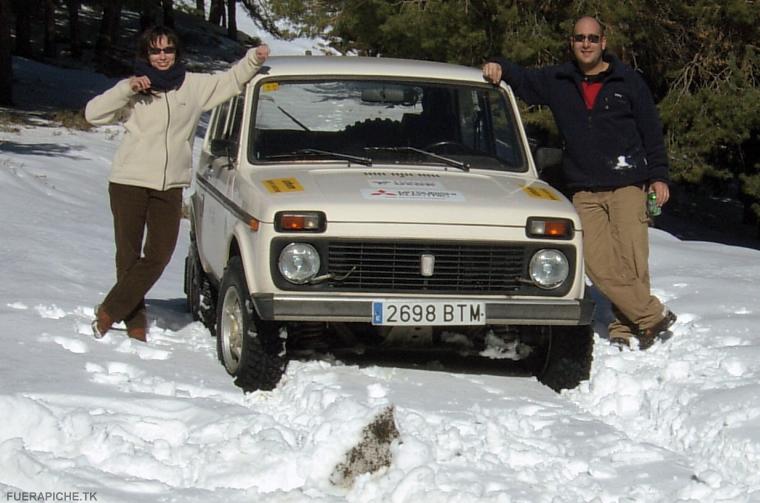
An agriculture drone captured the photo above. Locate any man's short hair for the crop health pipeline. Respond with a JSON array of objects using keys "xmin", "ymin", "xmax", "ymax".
[{"xmin": 572, "ymin": 16, "xmax": 606, "ymax": 37}]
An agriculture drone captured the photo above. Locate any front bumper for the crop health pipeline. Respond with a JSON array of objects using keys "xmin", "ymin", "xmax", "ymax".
[{"xmin": 252, "ymin": 294, "xmax": 595, "ymax": 326}]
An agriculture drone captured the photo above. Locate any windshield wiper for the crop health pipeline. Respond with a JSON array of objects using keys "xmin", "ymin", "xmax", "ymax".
[
  {"xmin": 260, "ymin": 95, "xmax": 311, "ymax": 131},
  {"xmin": 266, "ymin": 148, "xmax": 373, "ymax": 166},
  {"xmin": 366, "ymin": 146, "xmax": 470, "ymax": 172},
  {"xmin": 276, "ymin": 105, "xmax": 310, "ymax": 132}
]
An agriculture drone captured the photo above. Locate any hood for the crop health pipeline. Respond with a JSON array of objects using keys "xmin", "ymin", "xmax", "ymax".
[{"xmin": 243, "ymin": 164, "xmax": 578, "ymax": 228}]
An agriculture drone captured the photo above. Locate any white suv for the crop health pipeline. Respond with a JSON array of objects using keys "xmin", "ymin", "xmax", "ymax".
[{"xmin": 184, "ymin": 56, "xmax": 594, "ymax": 393}]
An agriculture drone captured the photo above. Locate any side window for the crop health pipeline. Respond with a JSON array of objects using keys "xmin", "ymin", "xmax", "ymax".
[
  {"xmin": 208, "ymin": 100, "xmax": 231, "ymax": 143},
  {"xmin": 206, "ymin": 95, "xmax": 244, "ymax": 159},
  {"xmin": 487, "ymin": 91, "xmax": 522, "ymax": 167},
  {"xmin": 227, "ymin": 95, "xmax": 244, "ymax": 145}
]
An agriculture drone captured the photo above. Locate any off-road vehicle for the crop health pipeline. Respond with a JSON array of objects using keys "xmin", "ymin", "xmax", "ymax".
[{"xmin": 184, "ymin": 56, "xmax": 594, "ymax": 392}]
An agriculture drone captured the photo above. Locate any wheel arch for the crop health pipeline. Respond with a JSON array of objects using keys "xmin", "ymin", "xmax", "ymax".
[
  {"xmin": 228, "ymin": 221, "xmax": 257, "ymax": 297},
  {"xmin": 186, "ymin": 197, "xmax": 218, "ymax": 283}
]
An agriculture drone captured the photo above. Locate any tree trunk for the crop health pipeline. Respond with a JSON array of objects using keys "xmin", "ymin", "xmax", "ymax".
[
  {"xmin": 226, "ymin": 0, "xmax": 236, "ymax": 39},
  {"xmin": 195, "ymin": 0, "xmax": 203, "ymax": 17},
  {"xmin": 208, "ymin": 0, "xmax": 224, "ymax": 26},
  {"xmin": 66, "ymin": 0, "xmax": 81, "ymax": 58},
  {"xmin": 95, "ymin": 0, "xmax": 121, "ymax": 62},
  {"xmin": 162, "ymin": 0, "xmax": 174, "ymax": 28},
  {"xmin": 42, "ymin": 0, "xmax": 56, "ymax": 58},
  {"xmin": 139, "ymin": 0, "xmax": 160, "ymax": 31},
  {"xmin": 12, "ymin": 0, "xmax": 34, "ymax": 58},
  {"xmin": 0, "ymin": 0, "xmax": 13, "ymax": 105},
  {"xmin": 741, "ymin": 196, "xmax": 757, "ymax": 225}
]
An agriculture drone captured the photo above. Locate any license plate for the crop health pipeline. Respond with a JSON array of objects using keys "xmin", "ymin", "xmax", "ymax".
[{"xmin": 371, "ymin": 300, "xmax": 486, "ymax": 326}]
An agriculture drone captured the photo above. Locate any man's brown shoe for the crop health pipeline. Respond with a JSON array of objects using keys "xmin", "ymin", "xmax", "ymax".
[
  {"xmin": 636, "ymin": 310, "xmax": 677, "ymax": 350},
  {"xmin": 127, "ymin": 327, "xmax": 147, "ymax": 342},
  {"xmin": 91, "ymin": 305, "xmax": 113, "ymax": 338}
]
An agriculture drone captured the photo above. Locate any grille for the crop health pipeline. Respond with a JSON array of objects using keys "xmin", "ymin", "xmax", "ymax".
[{"xmin": 327, "ymin": 241, "xmax": 527, "ymax": 294}]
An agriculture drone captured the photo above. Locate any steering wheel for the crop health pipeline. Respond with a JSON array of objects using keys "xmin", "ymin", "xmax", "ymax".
[{"xmin": 423, "ymin": 140, "xmax": 475, "ymax": 154}]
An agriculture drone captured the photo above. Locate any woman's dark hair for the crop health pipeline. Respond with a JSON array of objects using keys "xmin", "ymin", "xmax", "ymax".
[{"xmin": 137, "ymin": 25, "xmax": 182, "ymax": 62}]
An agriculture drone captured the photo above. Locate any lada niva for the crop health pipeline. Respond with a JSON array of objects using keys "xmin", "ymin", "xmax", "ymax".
[{"xmin": 184, "ymin": 56, "xmax": 595, "ymax": 393}]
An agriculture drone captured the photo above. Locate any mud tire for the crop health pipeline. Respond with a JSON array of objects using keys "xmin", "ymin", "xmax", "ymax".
[
  {"xmin": 537, "ymin": 325, "xmax": 594, "ymax": 392},
  {"xmin": 216, "ymin": 257, "xmax": 287, "ymax": 392}
]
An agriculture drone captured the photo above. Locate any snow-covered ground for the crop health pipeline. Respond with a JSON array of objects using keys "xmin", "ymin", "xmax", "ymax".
[
  {"xmin": 2, "ymin": 54, "xmax": 760, "ymax": 502},
  {"xmin": 202, "ymin": 0, "xmax": 337, "ymax": 56}
]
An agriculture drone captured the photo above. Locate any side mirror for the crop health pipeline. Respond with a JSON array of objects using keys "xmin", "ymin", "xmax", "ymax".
[
  {"xmin": 209, "ymin": 138, "xmax": 237, "ymax": 159},
  {"xmin": 535, "ymin": 147, "xmax": 562, "ymax": 174}
]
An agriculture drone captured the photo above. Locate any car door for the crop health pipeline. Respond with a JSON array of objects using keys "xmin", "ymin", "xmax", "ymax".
[{"xmin": 197, "ymin": 95, "xmax": 244, "ymax": 279}]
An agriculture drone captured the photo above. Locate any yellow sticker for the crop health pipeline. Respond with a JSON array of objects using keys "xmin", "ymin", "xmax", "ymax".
[
  {"xmin": 522, "ymin": 186, "xmax": 560, "ymax": 201},
  {"xmin": 261, "ymin": 82, "xmax": 280, "ymax": 92},
  {"xmin": 263, "ymin": 177, "xmax": 304, "ymax": 193}
]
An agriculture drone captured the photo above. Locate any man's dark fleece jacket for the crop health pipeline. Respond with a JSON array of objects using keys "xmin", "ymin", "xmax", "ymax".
[{"xmin": 489, "ymin": 54, "xmax": 669, "ymax": 191}]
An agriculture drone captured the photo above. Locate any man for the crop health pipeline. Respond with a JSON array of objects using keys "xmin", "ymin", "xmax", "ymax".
[{"xmin": 483, "ymin": 16, "xmax": 676, "ymax": 349}]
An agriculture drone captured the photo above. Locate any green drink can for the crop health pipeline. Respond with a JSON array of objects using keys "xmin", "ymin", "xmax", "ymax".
[{"xmin": 647, "ymin": 191, "xmax": 661, "ymax": 217}]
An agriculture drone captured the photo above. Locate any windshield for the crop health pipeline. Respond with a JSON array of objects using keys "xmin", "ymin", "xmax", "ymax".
[{"xmin": 249, "ymin": 79, "xmax": 527, "ymax": 172}]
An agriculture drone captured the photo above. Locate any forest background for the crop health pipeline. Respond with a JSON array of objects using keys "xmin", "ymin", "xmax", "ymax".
[{"xmin": 1, "ymin": 0, "xmax": 758, "ymax": 237}]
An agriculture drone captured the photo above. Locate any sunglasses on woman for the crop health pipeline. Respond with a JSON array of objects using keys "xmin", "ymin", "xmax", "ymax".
[{"xmin": 148, "ymin": 47, "xmax": 177, "ymax": 55}]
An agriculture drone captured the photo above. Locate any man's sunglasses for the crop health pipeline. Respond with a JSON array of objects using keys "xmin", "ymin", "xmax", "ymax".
[
  {"xmin": 572, "ymin": 34, "xmax": 601, "ymax": 44},
  {"xmin": 148, "ymin": 47, "xmax": 177, "ymax": 55}
]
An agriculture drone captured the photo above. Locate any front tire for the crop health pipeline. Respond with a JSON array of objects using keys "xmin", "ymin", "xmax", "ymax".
[
  {"xmin": 216, "ymin": 257, "xmax": 287, "ymax": 392},
  {"xmin": 537, "ymin": 325, "xmax": 594, "ymax": 392}
]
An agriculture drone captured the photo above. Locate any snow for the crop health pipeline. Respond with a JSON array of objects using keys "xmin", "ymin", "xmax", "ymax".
[
  {"xmin": 210, "ymin": 0, "xmax": 336, "ymax": 56},
  {"xmin": 2, "ymin": 56, "xmax": 760, "ymax": 502}
]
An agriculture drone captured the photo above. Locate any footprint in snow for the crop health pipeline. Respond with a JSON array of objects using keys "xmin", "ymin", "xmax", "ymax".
[
  {"xmin": 86, "ymin": 361, "xmax": 146, "ymax": 387},
  {"xmin": 39, "ymin": 332, "xmax": 90, "ymax": 353},
  {"xmin": 53, "ymin": 335, "xmax": 89, "ymax": 354},
  {"xmin": 114, "ymin": 337, "xmax": 170, "ymax": 360},
  {"xmin": 76, "ymin": 323, "xmax": 171, "ymax": 360},
  {"xmin": 35, "ymin": 304, "xmax": 67, "ymax": 319}
]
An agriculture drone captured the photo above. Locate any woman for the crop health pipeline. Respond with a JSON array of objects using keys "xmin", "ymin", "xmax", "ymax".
[{"xmin": 85, "ymin": 25, "xmax": 269, "ymax": 341}]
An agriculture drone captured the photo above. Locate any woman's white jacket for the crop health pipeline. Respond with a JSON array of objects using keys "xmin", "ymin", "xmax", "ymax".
[{"xmin": 85, "ymin": 48, "xmax": 265, "ymax": 191}]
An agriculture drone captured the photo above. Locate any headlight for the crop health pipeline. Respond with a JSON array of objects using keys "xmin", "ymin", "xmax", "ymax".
[
  {"xmin": 278, "ymin": 243, "xmax": 321, "ymax": 284},
  {"xmin": 529, "ymin": 249, "xmax": 569, "ymax": 289}
]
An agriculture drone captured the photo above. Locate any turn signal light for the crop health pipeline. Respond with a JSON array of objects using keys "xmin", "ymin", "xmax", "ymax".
[
  {"xmin": 275, "ymin": 211, "xmax": 326, "ymax": 232},
  {"xmin": 526, "ymin": 218, "xmax": 573, "ymax": 239}
]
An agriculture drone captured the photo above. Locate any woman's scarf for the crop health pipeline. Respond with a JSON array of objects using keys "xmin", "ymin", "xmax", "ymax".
[{"xmin": 134, "ymin": 60, "xmax": 187, "ymax": 93}]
